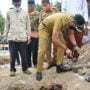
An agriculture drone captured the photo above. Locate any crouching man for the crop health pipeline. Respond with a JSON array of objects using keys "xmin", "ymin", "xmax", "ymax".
[{"xmin": 36, "ymin": 13, "xmax": 85, "ymax": 81}]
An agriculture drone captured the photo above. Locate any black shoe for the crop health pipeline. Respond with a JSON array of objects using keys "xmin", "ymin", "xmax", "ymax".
[
  {"xmin": 47, "ymin": 63, "xmax": 56, "ymax": 69},
  {"xmin": 85, "ymin": 76, "xmax": 90, "ymax": 82},
  {"xmin": 56, "ymin": 65, "xmax": 72, "ymax": 73},
  {"xmin": 36, "ymin": 72, "xmax": 42, "ymax": 81}
]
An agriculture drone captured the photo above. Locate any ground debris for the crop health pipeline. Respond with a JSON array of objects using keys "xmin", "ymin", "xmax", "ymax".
[{"xmin": 40, "ymin": 83, "xmax": 63, "ymax": 90}]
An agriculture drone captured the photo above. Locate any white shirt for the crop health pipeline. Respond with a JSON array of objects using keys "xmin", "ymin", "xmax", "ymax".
[
  {"xmin": 4, "ymin": 8, "xmax": 31, "ymax": 42},
  {"xmin": 61, "ymin": 0, "xmax": 88, "ymax": 22},
  {"xmin": 82, "ymin": 32, "xmax": 90, "ymax": 43}
]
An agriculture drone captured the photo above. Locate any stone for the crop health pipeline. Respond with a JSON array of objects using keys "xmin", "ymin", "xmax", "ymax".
[
  {"xmin": 84, "ymin": 69, "xmax": 90, "ymax": 82},
  {"xmin": 40, "ymin": 83, "xmax": 63, "ymax": 90},
  {"xmin": 78, "ymin": 68, "xmax": 88, "ymax": 76}
]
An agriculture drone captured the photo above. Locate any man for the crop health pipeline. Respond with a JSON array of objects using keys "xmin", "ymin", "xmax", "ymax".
[
  {"xmin": 61, "ymin": 0, "xmax": 88, "ymax": 22},
  {"xmin": 27, "ymin": 0, "xmax": 39, "ymax": 67},
  {"xmin": 82, "ymin": 0, "xmax": 90, "ymax": 43},
  {"xmin": 36, "ymin": 13, "xmax": 85, "ymax": 81},
  {"xmin": 61, "ymin": 0, "xmax": 88, "ymax": 47},
  {"xmin": 39, "ymin": 0, "xmax": 58, "ymax": 23},
  {"xmin": 4, "ymin": 0, "xmax": 31, "ymax": 76},
  {"xmin": 39, "ymin": 0, "xmax": 59, "ymax": 68}
]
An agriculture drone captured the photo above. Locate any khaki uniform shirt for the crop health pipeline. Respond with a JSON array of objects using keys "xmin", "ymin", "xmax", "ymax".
[
  {"xmin": 40, "ymin": 13, "xmax": 72, "ymax": 38},
  {"xmin": 39, "ymin": 7, "xmax": 59, "ymax": 23},
  {"xmin": 29, "ymin": 11, "xmax": 39, "ymax": 32},
  {"xmin": 4, "ymin": 8, "xmax": 31, "ymax": 42}
]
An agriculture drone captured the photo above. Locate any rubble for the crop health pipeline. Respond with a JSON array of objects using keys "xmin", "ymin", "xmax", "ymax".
[
  {"xmin": 65, "ymin": 43, "xmax": 90, "ymax": 77},
  {"xmin": 84, "ymin": 69, "xmax": 90, "ymax": 82},
  {"xmin": 0, "ymin": 44, "xmax": 90, "ymax": 90},
  {"xmin": 67, "ymin": 43, "xmax": 90, "ymax": 68},
  {"xmin": 78, "ymin": 68, "xmax": 88, "ymax": 76},
  {"xmin": 77, "ymin": 43, "xmax": 90, "ymax": 65},
  {"xmin": 40, "ymin": 83, "xmax": 63, "ymax": 90}
]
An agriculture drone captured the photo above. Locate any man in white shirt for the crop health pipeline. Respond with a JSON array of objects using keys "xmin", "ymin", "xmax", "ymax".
[
  {"xmin": 4, "ymin": 0, "xmax": 31, "ymax": 76},
  {"xmin": 82, "ymin": 0, "xmax": 90, "ymax": 43},
  {"xmin": 61, "ymin": 0, "xmax": 88, "ymax": 22}
]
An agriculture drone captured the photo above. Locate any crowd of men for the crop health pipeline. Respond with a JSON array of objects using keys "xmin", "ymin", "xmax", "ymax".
[{"xmin": 3, "ymin": 0, "xmax": 90, "ymax": 81}]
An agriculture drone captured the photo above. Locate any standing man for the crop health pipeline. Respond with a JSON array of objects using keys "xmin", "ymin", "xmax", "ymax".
[
  {"xmin": 4, "ymin": 0, "xmax": 31, "ymax": 76},
  {"xmin": 61, "ymin": 0, "xmax": 89, "ymax": 47},
  {"xmin": 82, "ymin": 0, "xmax": 90, "ymax": 43},
  {"xmin": 39, "ymin": 0, "xmax": 59, "ymax": 23},
  {"xmin": 27, "ymin": 0, "xmax": 39, "ymax": 67},
  {"xmin": 36, "ymin": 13, "xmax": 85, "ymax": 81},
  {"xmin": 39, "ymin": 0, "xmax": 59, "ymax": 68}
]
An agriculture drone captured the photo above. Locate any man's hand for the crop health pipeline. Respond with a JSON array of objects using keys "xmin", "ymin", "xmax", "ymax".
[
  {"xmin": 27, "ymin": 39, "xmax": 31, "ymax": 45},
  {"xmin": 66, "ymin": 48, "xmax": 73, "ymax": 58},
  {"xmin": 73, "ymin": 46, "xmax": 80, "ymax": 56},
  {"xmin": 30, "ymin": 11, "xmax": 36, "ymax": 16}
]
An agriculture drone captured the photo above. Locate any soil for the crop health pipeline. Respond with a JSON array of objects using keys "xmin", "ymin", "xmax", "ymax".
[{"xmin": 0, "ymin": 43, "xmax": 90, "ymax": 90}]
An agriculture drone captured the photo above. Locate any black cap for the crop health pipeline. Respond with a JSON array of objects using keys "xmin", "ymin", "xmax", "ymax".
[
  {"xmin": 73, "ymin": 14, "xmax": 85, "ymax": 32},
  {"xmin": 73, "ymin": 14, "xmax": 85, "ymax": 26},
  {"xmin": 12, "ymin": 0, "xmax": 21, "ymax": 2},
  {"xmin": 28, "ymin": 0, "xmax": 35, "ymax": 5},
  {"xmin": 42, "ymin": 0, "xmax": 50, "ymax": 4}
]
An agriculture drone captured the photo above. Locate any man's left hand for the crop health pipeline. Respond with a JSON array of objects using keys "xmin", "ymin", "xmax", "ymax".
[
  {"xmin": 27, "ymin": 39, "xmax": 31, "ymax": 45},
  {"xmin": 73, "ymin": 46, "xmax": 80, "ymax": 56}
]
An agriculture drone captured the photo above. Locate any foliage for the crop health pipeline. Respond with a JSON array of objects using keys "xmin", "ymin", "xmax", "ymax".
[
  {"xmin": 0, "ymin": 12, "xmax": 5, "ymax": 34},
  {"xmin": 54, "ymin": 1, "xmax": 61, "ymax": 11},
  {"xmin": 36, "ymin": 4, "xmax": 42, "ymax": 12}
]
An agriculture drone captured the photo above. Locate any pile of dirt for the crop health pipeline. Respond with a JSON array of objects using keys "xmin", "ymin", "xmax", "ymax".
[
  {"xmin": 64, "ymin": 43, "xmax": 90, "ymax": 76},
  {"xmin": 77, "ymin": 43, "xmax": 90, "ymax": 65},
  {"xmin": 65, "ymin": 43, "xmax": 90, "ymax": 67},
  {"xmin": 70, "ymin": 43, "xmax": 90, "ymax": 77}
]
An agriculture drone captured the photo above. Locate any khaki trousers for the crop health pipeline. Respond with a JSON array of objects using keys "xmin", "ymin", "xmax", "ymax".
[{"xmin": 37, "ymin": 24, "xmax": 65, "ymax": 72}]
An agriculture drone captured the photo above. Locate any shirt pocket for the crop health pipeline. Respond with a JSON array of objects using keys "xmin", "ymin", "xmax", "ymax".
[{"xmin": 18, "ymin": 15, "xmax": 26, "ymax": 23}]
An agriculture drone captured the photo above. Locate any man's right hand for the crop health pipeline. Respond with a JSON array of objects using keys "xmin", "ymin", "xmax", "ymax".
[
  {"xmin": 27, "ymin": 39, "xmax": 31, "ymax": 45},
  {"xmin": 66, "ymin": 48, "xmax": 73, "ymax": 58}
]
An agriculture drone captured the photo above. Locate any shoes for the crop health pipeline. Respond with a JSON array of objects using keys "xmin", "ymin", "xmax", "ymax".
[
  {"xmin": 47, "ymin": 63, "xmax": 56, "ymax": 69},
  {"xmin": 36, "ymin": 72, "xmax": 42, "ymax": 81},
  {"xmin": 23, "ymin": 70, "xmax": 31, "ymax": 75},
  {"xmin": 85, "ymin": 76, "xmax": 90, "ymax": 82},
  {"xmin": 10, "ymin": 71, "xmax": 16, "ymax": 77},
  {"xmin": 56, "ymin": 65, "xmax": 72, "ymax": 73}
]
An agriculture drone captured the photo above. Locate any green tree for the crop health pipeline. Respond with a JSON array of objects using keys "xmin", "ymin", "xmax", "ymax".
[
  {"xmin": 36, "ymin": 4, "xmax": 42, "ymax": 12},
  {"xmin": 0, "ymin": 12, "xmax": 5, "ymax": 34},
  {"xmin": 54, "ymin": 1, "xmax": 61, "ymax": 11},
  {"xmin": 0, "ymin": 12, "xmax": 5, "ymax": 40}
]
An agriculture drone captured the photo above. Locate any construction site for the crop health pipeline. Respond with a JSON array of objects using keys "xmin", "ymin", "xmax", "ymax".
[{"xmin": 0, "ymin": 43, "xmax": 90, "ymax": 90}]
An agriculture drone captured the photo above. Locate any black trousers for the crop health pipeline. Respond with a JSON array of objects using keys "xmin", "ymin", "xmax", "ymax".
[
  {"xmin": 9, "ymin": 41, "xmax": 28, "ymax": 72},
  {"xmin": 27, "ymin": 37, "xmax": 38, "ymax": 67},
  {"xmin": 16, "ymin": 51, "xmax": 20, "ymax": 65}
]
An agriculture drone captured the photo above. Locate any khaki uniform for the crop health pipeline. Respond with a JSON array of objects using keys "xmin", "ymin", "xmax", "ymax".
[
  {"xmin": 39, "ymin": 7, "xmax": 59, "ymax": 63},
  {"xmin": 30, "ymin": 11, "xmax": 39, "ymax": 32},
  {"xmin": 37, "ymin": 13, "xmax": 72, "ymax": 72},
  {"xmin": 39, "ymin": 7, "xmax": 59, "ymax": 23},
  {"xmin": 27, "ymin": 11, "xmax": 40, "ymax": 67}
]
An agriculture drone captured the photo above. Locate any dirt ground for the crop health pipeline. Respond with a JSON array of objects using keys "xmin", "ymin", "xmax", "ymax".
[
  {"xmin": 0, "ymin": 43, "xmax": 90, "ymax": 90},
  {"xmin": 0, "ymin": 65, "xmax": 90, "ymax": 90}
]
